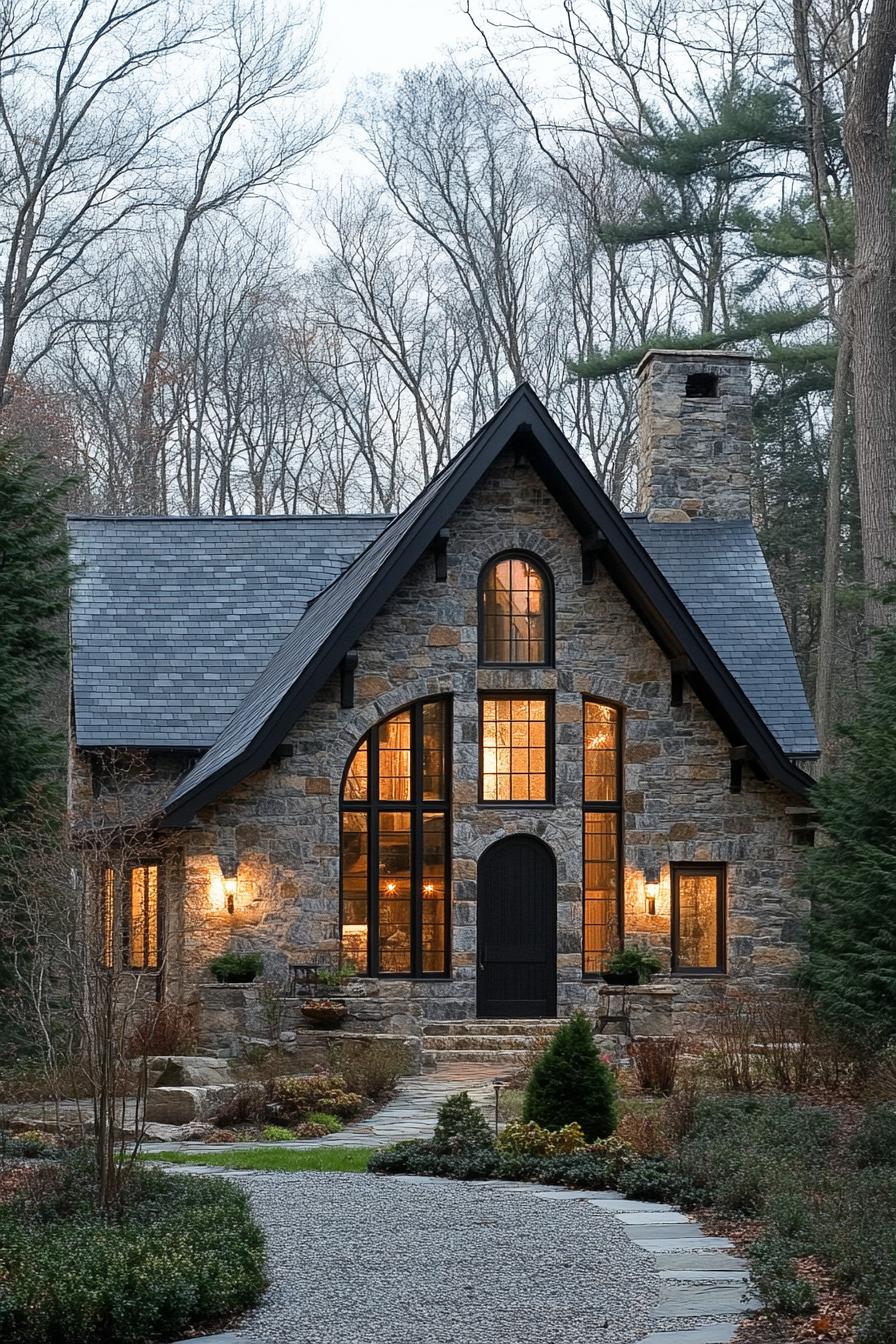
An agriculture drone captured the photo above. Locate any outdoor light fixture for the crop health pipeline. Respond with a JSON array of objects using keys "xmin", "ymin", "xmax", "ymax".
[
  {"xmin": 217, "ymin": 853, "xmax": 239, "ymax": 915},
  {"xmin": 644, "ymin": 864, "xmax": 661, "ymax": 917}
]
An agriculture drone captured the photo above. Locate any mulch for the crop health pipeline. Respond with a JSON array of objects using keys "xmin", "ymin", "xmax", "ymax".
[{"xmin": 696, "ymin": 1211, "xmax": 860, "ymax": 1344}]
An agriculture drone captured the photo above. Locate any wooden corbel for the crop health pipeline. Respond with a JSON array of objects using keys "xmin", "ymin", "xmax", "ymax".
[
  {"xmin": 581, "ymin": 531, "xmax": 607, "ymax": 585},
  {"xmin": 432, "ymin": 529, "xmax": 449, "ymax": 582},
  {"xmin": 729, "ymin": 744, "xmax": 750, "ymax": 794},
  {"xmin": 340, "ymin": 649, "xmax": 359, "ymax": 709},
  {"xmin": 670, "ymin": 656, "xmax": 692, "ymax": 707}
]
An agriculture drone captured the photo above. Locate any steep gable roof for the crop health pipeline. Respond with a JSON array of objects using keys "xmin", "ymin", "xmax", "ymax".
[{"xmin": 159, "ymin": 384, "xmax": 814, "ymax": 824}]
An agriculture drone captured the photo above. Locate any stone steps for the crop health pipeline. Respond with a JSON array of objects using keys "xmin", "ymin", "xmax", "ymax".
[
  {"xmin": 422, "ymin": 1019, "xmax": 564, "ymax": 1037},
  {"xmin": 422, "ymin": 1048, "xmax": 532, "ymax": 1066}
]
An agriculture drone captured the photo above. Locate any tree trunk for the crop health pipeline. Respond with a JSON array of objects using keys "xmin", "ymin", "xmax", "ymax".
[
  {"xmin": 815, "ymin": 318, "xmax": 851, "ymax": 757},
  {"xmin": 842, "ymin": 0, "xmax": 896, "ymax": 630}
]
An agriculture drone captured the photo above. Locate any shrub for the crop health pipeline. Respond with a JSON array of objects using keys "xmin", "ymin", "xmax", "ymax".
[
  {"xmin": 3, "ymin": 1129, "xmax": 59, "ymax": 1159},
  {"xmin": 849, "ymin": 1105, "xmax": 896, "ymax": 1168},
  {"xmin": 0, "ymin": 1165, "xmax": 265, "ymax": 1344},
  {"xmin": 750, "ymin": 1232, "xmax": 818, "ymax": 1316},
  {"xmin": 616, "ymin": 1102, "xmax": 672, "ymax": 1156},
  {"xmin": 207, "ymin": 1084, "xmax": 265, "ymax": 1129},
  {"xmin": 523, "ymin": 1010, "xmax": 617, "ymax": 1141},
  {"xmin": 536, "ymin": 1152, "xmax": 615, "ymax": 1189},
  {"xmin": 604, "ymin": 946, "xmax": 662, "ymax": 983},
  {"xmin": 125, "ymin": 1001, "xmax": 196, "ymax": 1057},
  {"xmin": 629, "ymin": 1036, "xmax": 679, "ymax": 1094},
  {"xmin": 306, "ymin": 1112, "xmax": 342, "ymax": 1133},
  {"xmin": 272, "ymin": 1072, "xmax": 362, "ymax": 1121},
  {"xmin": 497, "ymin": 1120, "xmax": 585, "ymax": 1156},
  {"xmin": 209, "ymin": 951, "xmax": 264, "ymax": 984},
  {"xmin": 330, "ymin": 1038, "xmax": 411, "ymax": 1100},
  {"xmin": 262, "ymin": 1124, "xmax": 295, "ymax": 1142},
  {"xmin": 586, "ymin": 1136, "xmax": 637, "ymax": 1176},
  {"xmin": 432, "ymin": 1092, "xmax": 493, "ymax": 1151},
  {"xmin": 617, "ymin": 1157, "xmax": 689, "ymax": 1204}
]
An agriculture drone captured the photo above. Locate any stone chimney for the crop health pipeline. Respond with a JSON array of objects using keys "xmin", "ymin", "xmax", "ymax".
[{"xmin": 635, "ymin": 349, "xmax": 752, "ymax": 521}]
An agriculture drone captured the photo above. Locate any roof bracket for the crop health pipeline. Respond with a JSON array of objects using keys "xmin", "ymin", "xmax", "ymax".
[
  {"xmin": 265, "ymin": 744, "xmax": 294, "ymax": 768},
  {"xmin": 432, "ymin": 528, "xmax": 449, "ymax": 582},
  {"xmin": 729, "ymin": 744, "xmax": 751, "ymax": 793},
  {"xmin": 340, "ymin": 649, "xmax": 359, "ymax": 710},
  {"xmin": 670, "ymin": 655, "xmax": 692, "ymax": 707},
  {"xmin": 581, "ymin": 531, "xmax": 607, "ymax": 585}
]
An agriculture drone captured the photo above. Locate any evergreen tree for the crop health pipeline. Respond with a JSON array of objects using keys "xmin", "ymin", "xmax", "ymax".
[
  {"xmin": 0, "ymin": 442, "xmax": 73, "ymax": 823},
  {"xmin": 523, "ymin": 1010, "xmax": 617, "ymax": 1141},
  {"xmin": 804, "ymin": 626, "xmax": 896, "ymax": 1045},
  {"xmin": 432, "ymin": 1091, "xmax": 493, "ymax": 1150}
]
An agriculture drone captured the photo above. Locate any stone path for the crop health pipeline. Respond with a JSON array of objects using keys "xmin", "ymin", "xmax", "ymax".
[{"xmin": 143, "ymin": 1062, "xmax": 498, "ymax": 1154}]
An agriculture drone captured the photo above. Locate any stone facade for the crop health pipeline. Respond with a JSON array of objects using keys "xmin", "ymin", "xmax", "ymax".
[
  {"xmin": 82, "ymin": 451, "xmax": 810, "ymax": 1043},
  {"xmin": 636, "ymin": 350, "xmax": 753, "ymax": 521}
]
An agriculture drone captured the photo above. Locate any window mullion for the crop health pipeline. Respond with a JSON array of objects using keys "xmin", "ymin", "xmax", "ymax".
[
  {"xmin": 369, "ymin": 729, "xmax": 380, "ymax": 976},
  {"xmin": 411, "ymin": 703, "xmax": 423, "ymax": 977}
]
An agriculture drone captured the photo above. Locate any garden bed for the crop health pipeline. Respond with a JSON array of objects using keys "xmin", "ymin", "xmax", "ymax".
[{"xmin": 0, "ymin": 1155, "xmax": 266, "ymax": 1344}]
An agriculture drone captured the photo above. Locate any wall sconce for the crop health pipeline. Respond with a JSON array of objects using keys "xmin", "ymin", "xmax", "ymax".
[
  {"xmin": 644, "ymin": 864, "xmax": 661, "ymax": 917},
  {"xmin": 218, "ymin": 853, "xmax": 239, "ymax": 915}
]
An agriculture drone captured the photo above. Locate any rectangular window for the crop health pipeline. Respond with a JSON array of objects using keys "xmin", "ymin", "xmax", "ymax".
[
  {"xmin": 128, "ymin": 865, "xmax": 159, "ymax": 970},
  {"xmin": 582, "ymin": 699, "xmax": 622, "ymax": 975},
  {"xmin": 341, "ymin": 813, "xmax": 369, "ymax": 974},
  {"xmin": 672, "ymin": 864, "xmax": 726, "ymax": 973},
  {"xmin": 583, "ymin": 813, "xmax": 618, "ymax": 975},
  {"xmin": 378, "ymin": 812, "xmax": 412, "ymax": 973},
  {"xmin": 480, "ymin": 695, "xmax": 552, "ymax": 803},
  {"xmin": 101, "ymin": 866, "xmax": 115, "ymax": 968},
  {"xmin": 421, "ymin": 813, "xmax": 447, "ymax": 974},
  {"xmin": 378, "ymin": 710, "xmax": 412, "ymax": 801}
]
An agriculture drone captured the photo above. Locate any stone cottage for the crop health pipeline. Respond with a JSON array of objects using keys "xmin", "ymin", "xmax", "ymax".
[{"xmin": 67, "ymin": 351, "xmax": 818, "ymax": 1055}]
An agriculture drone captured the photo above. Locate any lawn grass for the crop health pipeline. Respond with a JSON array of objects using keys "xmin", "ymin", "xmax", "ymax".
[{"xmin": 143, "ymin": 1145, "xmax": 374, "ymax": 1173}]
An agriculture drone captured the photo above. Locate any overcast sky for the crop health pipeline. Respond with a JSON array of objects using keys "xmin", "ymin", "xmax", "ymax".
[{"xmin": 319, "ymin": 0, "xmax": 474, "ymax": 92}]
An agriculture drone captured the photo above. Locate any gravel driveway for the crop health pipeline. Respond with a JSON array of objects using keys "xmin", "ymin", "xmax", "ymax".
[{"xmin": 235, "ymin": 1170, "xmax": 659, "ymax": 1344}]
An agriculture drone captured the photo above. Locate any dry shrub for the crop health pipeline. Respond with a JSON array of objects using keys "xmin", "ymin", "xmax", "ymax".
[
  {"xmin": 629, "ymin": 1036, "xmax": 680, "ymax": 1094},
  {"xmin": 664, "ymin": 1068, "xmax": 701, "ymax": 1142},
  {"xmin": 616, "ymin": 1102, "xmax": 672, "ymax": 1156},
  {"xmin": 272, "ymin": 1072, "xmax": 362, "ymax": 1121},
  {"xmin": 700, "ymin": 987, "xmax": 860, "ymax": 1094},
  {"xmin": 329, "ymin": 1038, "xmax": 411, "ymax": 1101},
  {"xmin": 207, "ymin": 1085, "xmax": 265, "ymax": 1129},
  {"xmin": 126, "ymin": 1002, "xmax": 196, "ymax": 1058}
]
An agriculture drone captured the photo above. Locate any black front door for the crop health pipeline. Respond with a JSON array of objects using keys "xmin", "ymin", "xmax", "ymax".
[{"xmin": 476, "ymin": 835, "xmax": 557, "ymax": 1018}]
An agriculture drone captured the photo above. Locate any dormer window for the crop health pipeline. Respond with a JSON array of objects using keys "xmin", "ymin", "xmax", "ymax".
[{"xmin": 478, "ymin": 553, "xmax": 553, "ymax": 665}]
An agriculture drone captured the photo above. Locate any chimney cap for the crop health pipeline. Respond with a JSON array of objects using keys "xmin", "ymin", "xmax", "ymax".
[{"xmin": 635, "ymin": 347, "xmax": 752, "ymax": 379}]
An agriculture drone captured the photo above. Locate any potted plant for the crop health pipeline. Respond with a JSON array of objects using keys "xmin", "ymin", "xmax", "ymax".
[
  {"xmin": 301, "ymin": 998, "xmax": 348, "ymax": 1028},
  {"xmin": 209, "ymin": 951, "xmax": 265, "ymax": 984},
  {"xmin": 316, "ymin": 960, "xmax": 357, "ymax": 992},
  {"xmin": 603, "ymin": 946, "xmax": 662, "ymax": 986}
]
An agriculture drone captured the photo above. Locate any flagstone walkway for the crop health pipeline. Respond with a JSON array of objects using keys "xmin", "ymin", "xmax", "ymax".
[{"xmin": 142, "ymin": 1061, "xmax": 499, "ymax": 1154}]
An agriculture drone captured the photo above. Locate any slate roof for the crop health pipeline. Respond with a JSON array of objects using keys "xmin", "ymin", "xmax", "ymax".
[
  {"xmin": 67, "ymin": 384, "xmax": 818, "ymax": 821},
  {"xmin": 68, "ymin": 515, "xmax": 388, "ymax": 748},
  {"xmin": 630, "ymin": 519, "xmax": 819, "ymax": 758}
]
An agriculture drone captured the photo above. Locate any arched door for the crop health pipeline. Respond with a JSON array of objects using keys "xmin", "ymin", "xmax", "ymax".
[{"xmin": 476, "ymin": 835, "xmax": 557, "ymax": 1018}]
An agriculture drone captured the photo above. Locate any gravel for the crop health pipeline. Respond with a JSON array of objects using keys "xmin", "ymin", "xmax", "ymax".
[{"xmin": 234, "ymin": 1171, "xmax": 660, "ymax": 1344}]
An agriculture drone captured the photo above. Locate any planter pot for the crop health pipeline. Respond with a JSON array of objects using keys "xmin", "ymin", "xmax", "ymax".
[
  {"xmin": 602, "ymin": 971, "xmax": 639, "ymax": 986},
  {"xmin": 301, "ymin": 1002, "xmax": 348, "ymax": 1029}
]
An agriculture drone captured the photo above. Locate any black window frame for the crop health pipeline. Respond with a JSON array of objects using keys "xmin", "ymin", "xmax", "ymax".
[
  {"xmin": 100, "ymin": 861, "xmax": 162, "ymax": 973},
  {"xmin": 478, "ymin": 692, "xmax": 555, "ymax": 807},
  {"xmin": 582, "ymin": 697, "xmax": 624, "ymax": 978},
  {"xmin": 477, "ymin": 550, "xmax": 555, "ymax": 668},
  {"xmin": 671, "ymin": 862, "xmax": 727, "ymax": 975},
  {"xmin": 340, "ymin": 696, "xmax": 452, "ymax": 979}
]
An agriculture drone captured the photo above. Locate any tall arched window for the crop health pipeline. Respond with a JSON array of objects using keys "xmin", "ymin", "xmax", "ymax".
[
  {"xmin": 583, "ymin": 698, "xmax": 623, "ymax": 974},
  {"xmin": 340, "ymin": 698, "xmax": 450, "ymax": 977},
  {"xmin": 479, "ymin": 552, "xmax": 553, "ymax": 665}
]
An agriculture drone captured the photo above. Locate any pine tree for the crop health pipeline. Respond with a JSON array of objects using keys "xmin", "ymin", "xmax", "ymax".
[
  {"xmin": 0, "ymin": 442, "xmax": 73, "ymax": 822},
  {"xmin": 523, "ymin": 1010, "xmax": 617, "ymax": 1141},
  {"xmin": 803, "ymin": 626, "xmax": 896, "ymax": 1045},
  {"xmin": 432, "ymin": 1091, "xmax": 493, "ymax": 1150}
]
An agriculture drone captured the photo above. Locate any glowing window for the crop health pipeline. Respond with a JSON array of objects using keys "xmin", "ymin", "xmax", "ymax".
[
  {"xmin": 128, "ymin": 865, "xmax": 159, "ymax": 969},
  {"xmin": 582, "ymin": 700, "xmax": 622, "ymax": 974},
  {"xmin": 340, "ymin": 699, "xmax": 450, "ymax": 977},
  {"xmin": 480, "ymin": 696, "xmax": 551, "ymax": 803},
  {"xmin": 672, "ymin": 865, "xmax": 725, "ymax": 973},
  {"xmin": 480, "ymin": 554, "xmax": 551, "ymax": 664}
]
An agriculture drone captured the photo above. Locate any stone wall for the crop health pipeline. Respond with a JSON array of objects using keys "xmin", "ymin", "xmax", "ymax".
[
  {"xmin": 126, "ymin": 451, "xmax": 810, "ymax": 1038},
  {"xmin": 635, "ymin": 350, "xmax": 753, "ymax": 521}
]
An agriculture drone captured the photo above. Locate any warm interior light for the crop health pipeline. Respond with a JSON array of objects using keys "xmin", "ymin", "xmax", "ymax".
[
  {"xmin": 644, "ymin": 865, "xmax": 661, "ymax": 917},
  {"xmin": 384, "ymin": 881, "xmax": 397, "ymax": 894},
  {"xmin": 214, "ymin": 854, "xmax": 239, "ymax": 915},
  {"xmin": 423, "ymin": 882, "xmax": 435, "ymax": 895}
]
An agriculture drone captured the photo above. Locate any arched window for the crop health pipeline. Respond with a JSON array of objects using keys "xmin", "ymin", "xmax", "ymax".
[
  {"xmin": 340, "ymin": 698, "xmax": 450, "ymax": 978},
  {"xmin": 582, "ymin": 698, "xmax": 622, "ymax": 975},
  {"xmin": 479, "ymin": 553, "xmax": 552, "ymax": 665}
]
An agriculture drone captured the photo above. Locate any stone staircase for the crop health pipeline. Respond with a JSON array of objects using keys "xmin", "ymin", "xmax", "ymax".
[{"xmin": 422, "ymin": 1018, "xmax": 565, "ymax": 1068}]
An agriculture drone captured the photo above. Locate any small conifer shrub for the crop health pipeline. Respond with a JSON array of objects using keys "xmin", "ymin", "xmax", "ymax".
[
  {"xmin": 432, "ymin": 1091, "xmax": 493, "ymax": 1151},
  {"xmin": 523, "ymin": 1009, "xmax": 617, "ymax": 1141}
]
